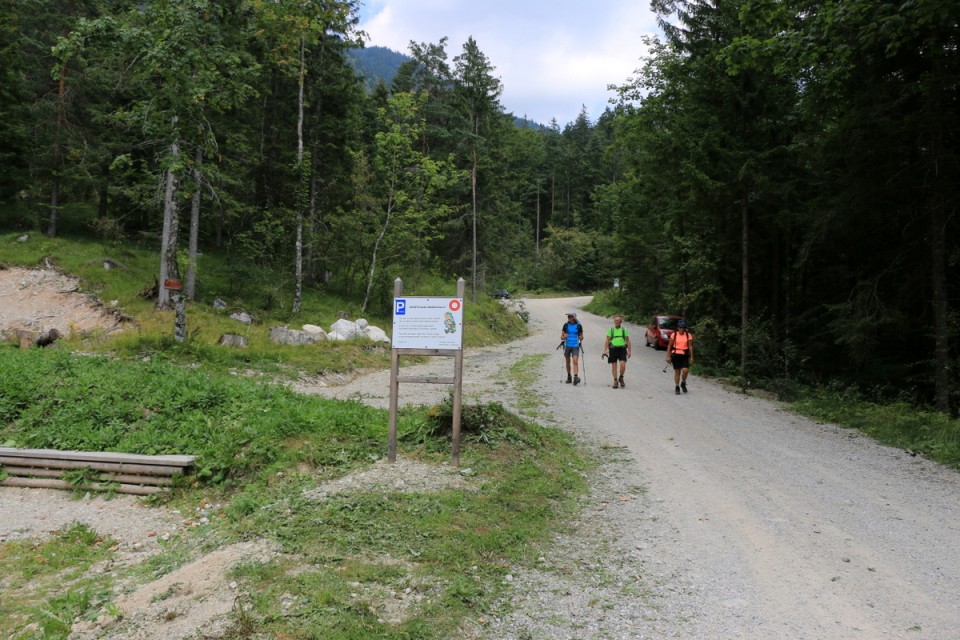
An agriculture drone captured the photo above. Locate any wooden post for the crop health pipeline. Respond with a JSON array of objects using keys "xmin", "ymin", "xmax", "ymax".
[
  {"xmin": 451, "ymin": 277, "xmax": 465, "ymax": 465},
  {"xmin": 387, "ymin": 277, "xmax": 403, "ymax": 463}
]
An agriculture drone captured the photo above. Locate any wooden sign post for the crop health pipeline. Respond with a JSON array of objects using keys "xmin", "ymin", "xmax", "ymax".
[{"xmin": 388, "ymin": 277, "xmax": 465, "ymax": 465}]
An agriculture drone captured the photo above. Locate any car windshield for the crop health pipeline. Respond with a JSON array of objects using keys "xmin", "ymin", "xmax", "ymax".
[{"xmin": 659, "ymin": 317, "xmax": 680, "ymax": 330}]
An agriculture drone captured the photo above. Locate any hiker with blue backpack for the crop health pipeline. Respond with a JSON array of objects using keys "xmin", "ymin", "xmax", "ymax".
[
  {"xmin": 603, "ymin": 315, "xmax": 632, "ymax": 388},
  {"xmin": 561, "ymin": 312, "xmax": 584, "ymax": 385}
]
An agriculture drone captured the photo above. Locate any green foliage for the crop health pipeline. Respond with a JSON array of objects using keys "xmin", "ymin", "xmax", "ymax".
[
  {"xmin": 0, "ymin": 348, "xmax": 387, "ymax": 485},
  {"xmin": 791, "ymin": 388, "xmax": 960, "ymax": 469}
]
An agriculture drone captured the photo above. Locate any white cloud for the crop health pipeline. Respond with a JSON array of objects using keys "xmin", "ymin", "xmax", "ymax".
[{"xmin": 358, "ymin": 0, "xmax": 657, "ymax": 125}]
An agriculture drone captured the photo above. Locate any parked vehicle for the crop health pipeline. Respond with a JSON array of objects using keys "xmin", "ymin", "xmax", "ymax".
[
  {"xmin": 492, "ymin": 289, "xmax": 511, "ymax": 299},
  {"xmin": 645, "ymin": 315, "xmax": 682, "ymax": 350}
]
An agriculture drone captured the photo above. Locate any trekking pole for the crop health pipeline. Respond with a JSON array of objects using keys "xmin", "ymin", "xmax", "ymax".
[
  {"xmin": 580, "ymin": 343, "xmax": 587, "ymax": 385},
  {"xmin": 557, "ymin": 342, "xmax": 566, "ymax": 382}
]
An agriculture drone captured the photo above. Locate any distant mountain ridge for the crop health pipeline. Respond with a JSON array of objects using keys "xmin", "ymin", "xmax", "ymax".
[
  {"xmin": 347, "ymin": 45, "xmax": 545, "ymax": 129},
  {"xmin": 347, "ymin": 46, "xmax": 410, "ymax": 91}
]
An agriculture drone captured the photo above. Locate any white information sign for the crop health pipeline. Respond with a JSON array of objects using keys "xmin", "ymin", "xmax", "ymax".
[{"xmin": 392, "ymin": 297, "xmax": 464, "ymax": 350}]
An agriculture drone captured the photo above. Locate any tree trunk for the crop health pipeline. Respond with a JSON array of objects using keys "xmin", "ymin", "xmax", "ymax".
[
  {"xmin": 157, "ymin": 122, "xmax": 181, "ymax": 310},
  {"xmin": 471, "ymin": 146, "xmax": 478, "ymax": 303},
  {"xmin": 740, "ymin": 191, "xmax": 750, "ymax": 381},
  {"xmin": 186, "ymin": 147, "xmax": 203, "ymax": 301},
  {"xmin": 293, "ymin": 38, "xmax": 306, "ymax": 315},
  {"xmin": 535, "ymin": 185, "xmax": 541, "ymax": 265},
  {"xmin": 48, "ymin": 176, "xmax": 59, "ymax": 239},
  {"xmin": 98, "ymin": 160, "xmax": 110, "ymax": 218},
  {"xmin": 307, "ymin": 156, "xmax": 318, "ymax": 281},
  {"xmin": 362, "ymin": 198, "xmax": 394, "ymax": 314},
  {"xmin": 48, "ymin": 63, "xmax": 67, "ymax": 238},
  {"xmin": 930, "ymin": 201, "xmax": 949, "ymax": 412}
]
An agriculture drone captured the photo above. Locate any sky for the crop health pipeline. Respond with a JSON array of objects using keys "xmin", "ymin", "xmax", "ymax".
[{"xmin": 357, "ymin": 0, "xmax": 660, "ymax": 127}]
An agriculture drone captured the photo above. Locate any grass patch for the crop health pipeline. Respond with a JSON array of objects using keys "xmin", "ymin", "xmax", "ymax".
[
  {"xmin": 0, "ymin": 522, "xmax": 118, "ymax": 639},
  {"xmin": 0, "ymin": 348, "xmax": 392, "ymax": 485},
  {"xmin": 0, "ymin": 336, "xmax": 591, "ymax": 639},
  {"xmin": 790, "ymin": 386, "xmax": 960, "ymax": 468},
  {"xmin": 218, "ymin": 415, "xmax": 589, "ymax": 638}
]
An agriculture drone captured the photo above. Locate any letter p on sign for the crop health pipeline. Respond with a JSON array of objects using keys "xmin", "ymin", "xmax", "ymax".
[{"xmin": 395, "ymin": 299, "xmax": 406, "ymax": 315}]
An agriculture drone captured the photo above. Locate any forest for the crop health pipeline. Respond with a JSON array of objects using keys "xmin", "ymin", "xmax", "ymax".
[{"xmin": 0, "ymin": 0, "xmax": 957, "ymax": 412}]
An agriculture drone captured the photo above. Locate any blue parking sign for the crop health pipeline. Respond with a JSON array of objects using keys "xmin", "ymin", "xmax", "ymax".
[{"xmin": 395, "ymin": 299, "xmax": 406, "ymax": 315}]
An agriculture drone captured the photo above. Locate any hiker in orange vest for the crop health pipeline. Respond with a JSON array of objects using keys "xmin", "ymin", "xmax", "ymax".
[{"xmin": 666, "ymin": 319, "xmax": 693, "ymax": 394}]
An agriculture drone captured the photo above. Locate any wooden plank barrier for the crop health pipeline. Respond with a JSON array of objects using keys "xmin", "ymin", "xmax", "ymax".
[{"xmin": 0, "ymin": 448, "xmax": 195, "ymax": 496}]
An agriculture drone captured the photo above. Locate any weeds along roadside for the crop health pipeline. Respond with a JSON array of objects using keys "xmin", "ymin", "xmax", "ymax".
[{"xmin": 0, "ymin": 348, "xmax": 592, "ymax": 639}]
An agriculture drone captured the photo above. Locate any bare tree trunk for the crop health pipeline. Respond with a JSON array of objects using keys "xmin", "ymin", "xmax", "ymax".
[
  {"xmin": 362, "ymin": 198, "xmax": 394, "ymax": 314},
  {"xmin": 471, "ymin": 146, "xmax": 478, "ymax": 303},
  {"xmin": 157, "ymin": 120, "xmax": 181, "ymax": 310},
  {"xmin": 186, "ymin": 147, "xmax": 203, "ymax": 301},
  {"xmin": 307, "ymin": 157, "xmax": 318, "ymax": 280},
  {"xmin": 293, "ymin": 38, "xmax": 306, "ymax": 314},
  {"xmin": 48, "ymin": 176, "xmax": 59, "ymax": 239},
  {"xmin": 535, "ymin": 182, "xmax": 541, "ymax": 265},
  {"xmin": 48, "ymin": 63, "xmax": 67, "ymax": 238}
]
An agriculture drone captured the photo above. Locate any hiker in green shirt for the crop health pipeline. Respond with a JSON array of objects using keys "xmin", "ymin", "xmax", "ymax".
[{"xmin": 603, "ymin": 315, "xmax": 632, "ymax": 389}]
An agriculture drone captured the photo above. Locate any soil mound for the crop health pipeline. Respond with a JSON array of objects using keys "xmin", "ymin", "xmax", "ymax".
[{"xmin": 0, "ymin": 266, "xmax": 129, "ymax": 340}]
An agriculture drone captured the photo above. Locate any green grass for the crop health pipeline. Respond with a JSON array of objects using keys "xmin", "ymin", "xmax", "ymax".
[
  {"xmin": 0, "ymin": 337, "xmax": 591, "ymax": 638},
  {"xmin": 790, "ymin": 386, "xmax": 960, "ymax": 468},
  {"xmin": 0, "ymin": 522, "xmax": 118, "ymax": 639}
]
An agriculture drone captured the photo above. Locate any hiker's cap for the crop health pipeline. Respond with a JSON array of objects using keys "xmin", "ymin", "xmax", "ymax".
[
  {"xmin": 677, "ymin": 319, "xmax": 687, "ymax": 327},
  {"xmin": 567, "ymin": 312, "xmax": 577, "ymax": 318}
]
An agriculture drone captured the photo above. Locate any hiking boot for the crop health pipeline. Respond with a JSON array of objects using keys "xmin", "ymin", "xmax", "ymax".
[
  {"xmin": 612, "ymin": 380, "xmax": 619, "ymax": 389},
  {"xmin": 675, "ymin": 386, "xmax": 681, "ymax": 395},
  {"xmin": 573, "ymin": 375, "xmax": 580, "ymax": 386},
  {"xmin": 681, "ymin": 381, "xmax": 687, "ymax": 393},
  {"xmin": 566, "ymin": 374, "xmax": 572, "ymax": 384},
  {"xmin": 618, "ymin": 375, "xmax": 625, "ymax": 388}
]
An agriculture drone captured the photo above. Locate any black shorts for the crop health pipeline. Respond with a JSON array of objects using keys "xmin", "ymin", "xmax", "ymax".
[
  {"xmin": 671, "ymin": 352, "xmax": 690, "ymax": 370},
  {"xmin": 608, "ymin": 346, "xmax": 627, "ymax": 363},
  {"xmin": 564, "ymin": 346, "xmax": 580, "ymax": 357}
]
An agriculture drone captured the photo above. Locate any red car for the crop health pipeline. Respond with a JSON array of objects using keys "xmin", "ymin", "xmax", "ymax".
[{"xmin": 645, "ymin": 315, "xmax": 682, "ymax": 350}]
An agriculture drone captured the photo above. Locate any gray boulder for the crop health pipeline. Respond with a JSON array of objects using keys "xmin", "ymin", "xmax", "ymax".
[
  {"xmin": 218, "ymin": 334, "xmax": 248, "ymax": 348},
  {"xmin": 302, "ymin": 324, "xmax": 328, "ymax": 340},
  {"xmin": 270, "ymin": 326, "xmax": 317, "ymax": 346}
]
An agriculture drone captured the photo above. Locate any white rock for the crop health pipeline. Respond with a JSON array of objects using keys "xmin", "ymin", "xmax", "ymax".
[
  {"xmin": 356, "ymin": 318, "xmax": 369, "ymax": 330},
  {"xmin": 330, "ymin": 318, "xmax": 361, "ymax": 339},
  {"xmin": 364, "ymin": 325, "xmax": 391, "ymax": 343}
]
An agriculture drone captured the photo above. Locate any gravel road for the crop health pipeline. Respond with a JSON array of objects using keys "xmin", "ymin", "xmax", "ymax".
[
  {"xmin": 316, "ymin": 297, "xmax": 960, "ymax": 639},
  {"xmin": 4, "ymin": 294, "xmax": 958, "ymax": 639}
]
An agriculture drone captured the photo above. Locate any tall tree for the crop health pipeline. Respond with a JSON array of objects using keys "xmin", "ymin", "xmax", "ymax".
[
  {"xmin": 249, "ymin": 0, "xmax": 360, "ymax": 313},
  {"xmin": 356, "ymin": 92, "xmax": 459, "ymax": 312},
  {"xmin": 58, "ymin": 0, "xmax": 259, "ymax": 308},
  {"xmin": 453, "ymin": 37, "xmax": 503, "ymax": 301}
]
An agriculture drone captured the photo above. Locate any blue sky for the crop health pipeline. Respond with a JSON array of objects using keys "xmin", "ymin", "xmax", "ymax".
[{"xmin": 357, "ymin": 0, "xmax": 659, "ymax": 126}]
